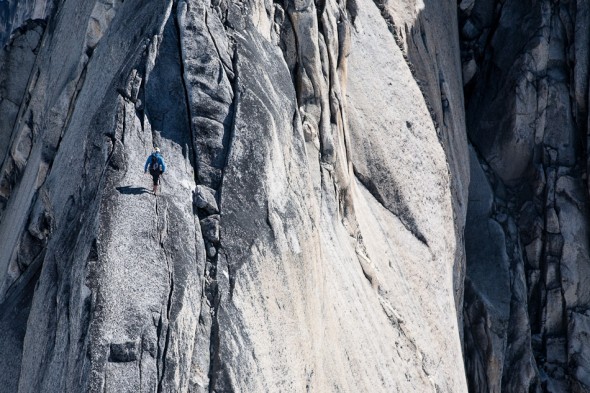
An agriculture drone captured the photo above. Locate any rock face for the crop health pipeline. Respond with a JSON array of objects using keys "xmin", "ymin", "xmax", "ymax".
[
  {"xmin": 0, "ymin": 0, "xmax": 52, "ymax": 45},
  {"xmin": 460, "ymin": 0, "xmax": 590, "ymax": 392},
  {"xmin": 0, "ymin": 0, "xmax": 470, "ymax": 392},
  {"xmin": 5, "ymin": 0, "xmax": 590, "ymax": 391}
]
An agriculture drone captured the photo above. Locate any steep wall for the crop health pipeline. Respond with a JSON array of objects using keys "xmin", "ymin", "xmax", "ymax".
[
  {"xmin": 460, "ymin": 1, "xmax": 590, "ymax": 392},
  {"xmin": 0, "ymin": 0, "xmax": 469, "ymax": 392},
  {"xmin": 0, "ymin": 0, "xmax": 53, "ymax": 45}
]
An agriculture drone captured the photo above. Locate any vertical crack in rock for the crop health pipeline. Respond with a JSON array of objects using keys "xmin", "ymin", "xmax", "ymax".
[
  {"xmin": 138, "ymin": 334, "xmax": 144, "ymax": 390},
  {"xmin": 173, "ymin": 9, "xmax": 196, "ymax": 172},
  {"xmin": 155, "ymin": 198, "xmax": 174, "ymax": 393},
  {"xmin": 176, "ymin": 0, "xmax": 238, "ymax": 390},
  {"xmin": 216, "ymin": 45, "xmax": 240, "ymax": 304}
]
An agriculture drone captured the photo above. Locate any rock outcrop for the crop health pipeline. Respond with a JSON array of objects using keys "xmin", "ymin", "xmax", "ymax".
[
  {"xmin": 0, "ymin": 0, "xmax": 52, "ymax": 45},
  {"xmin": 5, "ymin": 0, "xmax": 590, "ymax": 391},
  {"xmin": 460, "ymin": 0, "xmax": 590, "ymax": 392},
  {"xmin": 0, "ymin": 0, "xmax": 470, "ymax": 392}
]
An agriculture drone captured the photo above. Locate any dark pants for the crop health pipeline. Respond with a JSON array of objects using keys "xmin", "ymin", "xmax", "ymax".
[{"xmin": 150, "ymin": 170, "xmax": 163, "ymax": 186}]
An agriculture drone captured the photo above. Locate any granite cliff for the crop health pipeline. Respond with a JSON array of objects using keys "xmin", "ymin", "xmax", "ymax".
[
  {"xmin": 461, "ymin": 1, "xmax": 590, "ymax": 392},
  {"xmin": 0, "ymin": 0, "xmax": 587, "ymax": 392}
]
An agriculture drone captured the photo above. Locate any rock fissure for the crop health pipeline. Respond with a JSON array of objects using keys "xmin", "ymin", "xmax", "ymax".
[
  {"xmin": 206, "ymin": 270, "xmax": 222, "ymax": 393},
  {"xmin": 138, "ymin": 334, "xmax": 144, "ymax": 390},
  {"xmin": 171, "ymin": 9, "xmax": 196, "ymax": 174},
  {"xmin": 154, "ymin": 194, "xmax": 172, "ymax": 392},
  {"xmin": 219, "ymin": 44, "xmax": 239, "ymax": 187}
]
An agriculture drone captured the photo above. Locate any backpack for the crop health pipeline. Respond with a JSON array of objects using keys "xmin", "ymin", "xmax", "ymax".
[{"xmin": 150, "ymin": 153, "xmax": 161, "ymax": 173}]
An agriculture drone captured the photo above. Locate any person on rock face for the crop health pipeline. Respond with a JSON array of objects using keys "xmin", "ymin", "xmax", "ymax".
[{"xmin": 144, "ymin": 147, "xmax": 166, "ymax": 194}]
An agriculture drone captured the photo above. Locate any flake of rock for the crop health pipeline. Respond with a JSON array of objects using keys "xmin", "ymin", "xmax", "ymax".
[
  {"xmin": 194, "ymin": 185, "xmax": 219, "ymax": 214},
  {"xmin": 546, "ymin": 234, "xmax": 564, "ymax": 257},
  {"xmin": 462, "ymin": 58, "xmax": 477, "ymax": 86},
  {"xmin": 459, "ymin": 0, "xmax": 475, "ymax": 13},
  {"xmin": 546, "ymin": 208, "xmax": 560, "ymax": 234},
  {"xmin": 200, "ymin": 215, "xmax": 220, "ymax": 244},
  {"xmin": 205, "ymin": 241, "xmax": 217, "ymax": 258},
  {"xmin": 525, "ymin": 238, "xmax": 542, "ymax": 269},
  {"xmin": 462, "ymin": 20, "xmax": 481, "ymax": 40},
  {"xmin": 545, "ymin": 257, "xmax": 560, "ymax": 290}
]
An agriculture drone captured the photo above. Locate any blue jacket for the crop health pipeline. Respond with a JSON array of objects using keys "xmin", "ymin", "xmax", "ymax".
[{"xmin": 144, "ymin": 152, "xmax": 166, "ymax": 173}]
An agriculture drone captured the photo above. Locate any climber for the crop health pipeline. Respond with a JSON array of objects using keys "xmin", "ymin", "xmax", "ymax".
[{"xmin": 144, "ymin": 147, "xmax": 166, "ymax": 194}]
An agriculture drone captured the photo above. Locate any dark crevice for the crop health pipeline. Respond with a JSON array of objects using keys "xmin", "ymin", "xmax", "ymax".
[
  {"xmin": 155, "ymin": 313, "xmax": 165, "ymax": 391},
  {"xmin": 227, "ymin": 253, "xmax": 235, "ymax": 301},
  {"xmin": 207, "ymin": 278, "xmax": 222, "ymax": 393},
  {"xmin": 138, "ymin": 335, "xmax": 144, "ymax": 390},
  {"xmin": 156, "ymin": 199, "xmax": 174, "ymax": 393},
  {"xmin": 315, "ymin": 16, "xmax": 333, "ymax": 165},
  {"xmin": 218, "ymin": 44, "xmax": 239, "ymax": 210},
  {"xmin": 121, "ymin": 100, "xmax": 126, "ymax": 146}
]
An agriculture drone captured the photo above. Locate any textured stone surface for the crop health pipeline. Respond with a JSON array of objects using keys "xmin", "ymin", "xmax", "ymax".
[
  {"xmin": 0, "ymin": 0, "xmax": 52, "ymax": 45},
  {"xmin": 194, "ymin": 185, "xmax": 218, "ymax": 214},
  {"xmin": 0, "ymin": 0, "xmax": 590, "ymax": 392},
  {"xmin": 0, "ymin": 0, "xmax": 470, "ymax": 392},
  {"xmin": 461, "ymin": 0, "xmax": 590, "ymax": 392},
  {"xmin": 6, "ymin": 0, "xmax": 590, "ymax": 391},
  {"xmin": 0, "ymin": 18, "xmax": 45, "ymax": 216}
]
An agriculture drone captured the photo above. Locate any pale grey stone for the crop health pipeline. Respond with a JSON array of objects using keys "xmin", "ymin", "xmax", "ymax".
[
  {"xmin": 463, "ymin": 58, "xmax": 477, "ymax": 85},
  {"xmin": 194, "ymin": 185, "xmax": 218, "ymax": 214},
  {"xmin": 2, "ymin": 0, "xmax": 589, "ymax": 392}
]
